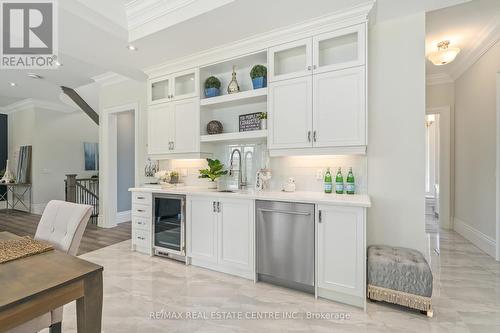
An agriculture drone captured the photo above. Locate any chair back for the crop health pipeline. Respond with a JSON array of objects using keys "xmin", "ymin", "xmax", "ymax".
[{"xmin": 35, "ymin": 200, "xmax": 92, "ymax": 255}]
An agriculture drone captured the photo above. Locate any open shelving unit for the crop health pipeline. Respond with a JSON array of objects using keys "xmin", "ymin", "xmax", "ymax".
[{"xmin": 200, "ymin": 88, "xmax": 267, "ymax": 109}]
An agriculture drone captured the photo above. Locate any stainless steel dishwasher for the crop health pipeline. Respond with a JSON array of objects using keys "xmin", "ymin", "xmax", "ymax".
[{"xmin": 256, "ymin": 200, "xmax": 315, "ymax": 293}]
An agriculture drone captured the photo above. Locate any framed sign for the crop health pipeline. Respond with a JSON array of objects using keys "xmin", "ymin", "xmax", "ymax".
[{"xmin": 239, "ymin": 112, "xmax": 261, "ymax": 132}]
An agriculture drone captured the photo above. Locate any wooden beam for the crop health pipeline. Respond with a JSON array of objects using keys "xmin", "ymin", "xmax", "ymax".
[{"xmin": 61, "ymin": 86, "xmax": 99, "ymax": 125}]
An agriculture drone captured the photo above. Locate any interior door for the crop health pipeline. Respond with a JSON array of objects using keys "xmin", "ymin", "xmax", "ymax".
[
  {"xmin": 313, "ymin": 66, "xmax": 365, "ymax": 147},
  {"xmin": 317, "ymin": 205, "xmax": 364, "ymax": 297},
  {"xmin": 218, "ymin": 199, "xmax": 253, "ymax": 273},
  {"xmin": 148, "ymin": 103, "xmax": 173, "ymax": 155},
  {"xmin": 268, "ymin": 38, "xmax": 312, "ymax": 82},
  {"xmin": 268, "ymin": 76, "xmax": 313, "ymax": 149},
  {"xmin": 172, "ymin": 98, "xmax": 199, "ymax": 153},
  {"xmin": 187, "ymin": 197, "xmax": 217, "ymax": 262}
]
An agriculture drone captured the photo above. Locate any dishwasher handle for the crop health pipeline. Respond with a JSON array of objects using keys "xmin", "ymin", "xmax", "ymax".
[{"xmin": 258, "ymin": 208, "xmax": 311, "ymax": 216}]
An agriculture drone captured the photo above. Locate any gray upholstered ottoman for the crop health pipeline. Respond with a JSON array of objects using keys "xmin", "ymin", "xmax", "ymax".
[{"xmin": 367, "ymin": 245, "xmax": 433, "ymax": 317}]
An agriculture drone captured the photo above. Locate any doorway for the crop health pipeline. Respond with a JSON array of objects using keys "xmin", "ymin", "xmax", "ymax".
[{"xmin": 100, "ymin": 103, "xmax": 139, "ymax": 228}]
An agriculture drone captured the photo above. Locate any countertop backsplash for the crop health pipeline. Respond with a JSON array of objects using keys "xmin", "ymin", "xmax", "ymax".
[{"xmin": 158, "ymin": 145, "xmax": 367, "ymax": 194}]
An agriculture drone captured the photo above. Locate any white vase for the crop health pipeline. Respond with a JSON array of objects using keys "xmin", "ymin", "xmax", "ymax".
[
  {"xmin": 260, "ymin": 119, "xmax": 267, "ymax": 130},
  {"xmin": 1, "ymin": 160, "xmax": 14, "ymax": 182},
  {"xmin": 207, "ymin": 180, "xmax": 217, "ymax": 189}
]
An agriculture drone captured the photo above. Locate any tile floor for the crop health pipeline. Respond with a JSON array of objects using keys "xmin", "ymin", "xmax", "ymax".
[{"xmin": 52, "ymin": 229, "xmax": 499, "ymax": 333}]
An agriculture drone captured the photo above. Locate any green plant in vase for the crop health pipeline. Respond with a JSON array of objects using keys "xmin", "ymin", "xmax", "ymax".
[
  {"xmin": 204, "ymin": 76, "xmax": 221, "ymax": 98},
  {"xmin": 258, "ymin": 112, "xmax": 268, "ymax": 130},
  {"xmin": 198, "ymin": 159, "xmax": 228, "ymax": 189},
  {"xmin": 250, "ymin": 64, "xmax": 267, "ymax": 89}
]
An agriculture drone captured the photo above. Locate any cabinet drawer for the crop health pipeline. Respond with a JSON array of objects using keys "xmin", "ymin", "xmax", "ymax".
[
  {"xmin": 132, "ymin": 217, "xmax": 151, "ymax": 231},
  {"xmin": 132, "ymin": 192, "xmax": 152, "ymax": 205},
  {"xmin": 132, "ymin": 203, "xmax": 151, "ymax": 218},
  {"xmin": 132, "ymin": 229, "xmax": 151, "ymax": 248}
]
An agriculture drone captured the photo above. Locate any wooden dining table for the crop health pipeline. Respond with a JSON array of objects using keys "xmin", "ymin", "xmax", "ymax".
[{"xmin": 0, "ymin": 232, "xmax": 103, "ymax": 332}]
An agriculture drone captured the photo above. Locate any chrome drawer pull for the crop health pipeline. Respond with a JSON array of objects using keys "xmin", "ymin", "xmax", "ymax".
[
  {"xmin": 137, "ymin": 236, "xmax": 145, "ymax": 240},
  {"xmin": 137, "ymin": 196, "xmax": 145, "ymax": 200},
  {"xmin": 137, "ymin": 209, "xmax": 145, "ymax": 213}
]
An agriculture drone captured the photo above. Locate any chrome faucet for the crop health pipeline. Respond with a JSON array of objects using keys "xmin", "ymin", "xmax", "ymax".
[{"xmin": 229, "ymin": 149, "xmax": 246, "ymax": 189}]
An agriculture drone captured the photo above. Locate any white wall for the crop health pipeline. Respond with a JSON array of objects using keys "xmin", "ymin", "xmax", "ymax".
[
  {"xmin": 454, "ymin": 41, "xmax": 500, "ymax": 249},
  {"xmin": 367, "ymin": 12, "xmax": 428, "ymax": 256},
  {"xmin": 8, "ymin": 107, "xmax": 99, "ymax": 213},
  {"xmin": 99, "ymin": 79, "xmax": 147, "ymax": 227}
]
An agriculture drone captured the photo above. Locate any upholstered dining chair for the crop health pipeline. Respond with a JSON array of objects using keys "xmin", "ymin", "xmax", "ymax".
[{"xmin": 8, "ymin": 200, "xmax": 93, "ymax": 333}]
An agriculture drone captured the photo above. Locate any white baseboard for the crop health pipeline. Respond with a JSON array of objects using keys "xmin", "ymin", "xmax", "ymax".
[
  {"xmin": 116, "ymin": 210, "xmax": 132, "ymax": 224},
  {"xmin": 454, "ymin": 217, "xmax": 496, "ymax": 258}
]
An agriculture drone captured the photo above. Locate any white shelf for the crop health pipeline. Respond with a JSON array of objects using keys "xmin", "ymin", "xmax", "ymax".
[
  {"xmin": 200, "ymin": 88, "xmax": 267, "ymax": 108},
  {"xmin": 201, "ymin": 130, "xmax": 267, "ymax": 143}
]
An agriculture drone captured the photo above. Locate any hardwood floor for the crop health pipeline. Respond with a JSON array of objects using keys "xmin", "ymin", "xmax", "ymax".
[{"xmin": 0, "ymin": 210, "xmax": 131, "ymax": 255}]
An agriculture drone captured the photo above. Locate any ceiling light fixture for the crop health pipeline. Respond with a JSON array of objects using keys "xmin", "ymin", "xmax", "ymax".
[
  {"xmin": 27, "ymin": 73, "xmax": 43, "ymax": 79},
  {"xmin": 127, "ymin": 45, "xmax": 138, "ymax": 51},
  {"xmin": 427, "ymin": 40, "xmax": 460, "ymax": 66},
  {"xmin": 9, "ymin": 82, "xmax": 16, "ymax": 87}
]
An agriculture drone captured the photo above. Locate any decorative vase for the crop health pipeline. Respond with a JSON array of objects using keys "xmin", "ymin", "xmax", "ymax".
[
  {"xmin": 169, "ymin": 174, "xmax": 179, "ymax": 184},
  {"xmin": 208, "ymin": 180, "xmax": 217, "ymax": 189},
  {"xmin": 204, "ymin": 87, "xmax": 219, "ymax": 98},
  {"xmin": 227, "ymin": 66, "xmax": 240, "ymax": 94},
  {"xmin": 260, "ymin": 119, "xmax": 267, "ymax": 130},
  {"xmin": 252, "ymin": 77, "xmax": 267, "ymax": 89},
  {"xmin": 207, "ymin": 120, "xmax": 223, "ymax": 135}
]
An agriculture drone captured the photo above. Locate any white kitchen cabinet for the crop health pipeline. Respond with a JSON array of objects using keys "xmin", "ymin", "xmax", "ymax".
[
  {"xmin": 313, "ymin": 67, "xmax": 366, "ymax": 147},
  {"xmin": 316, "ymin": 205, "xmax": 365, "ymax": 308},
  {"xmin": 148, "ymin": 97, "xmax": 200, "ymax": 156},
  {"xmin": 268, "ymin": 76, "xmax": 313, "ymax": 149},
  {"xmin": 218, "ymin": 198, "xmax": 254, "ymax": 275},
  {"xmin": 313, "ymin": 24, "xmax": 365, "ymax": 74},
  {"xmin": 187, "ymin": 196, "xmax": 254, "ymax": 279},
  {"xmin": 148, "ymin": 103, "xmax": 173, "ymax": 155},
  {"xmin": 187, "ymin": 196, "xmax": 218, "ymax": 263},
  {"xmin": 131, "ymin": 192, "xmax": 153, "ymax": 256},
  {"xmin": 268, "ymin": 38, "xmax": 312, "ymax": 82},
  {"xmin": 149, "ymin": 68, "xmax": 199, "ymax": 104}
]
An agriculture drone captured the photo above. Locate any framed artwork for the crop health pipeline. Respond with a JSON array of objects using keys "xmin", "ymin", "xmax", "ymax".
[{"xmin": 84, "ymin": 143, "xmax": 99, "ymax": 171}]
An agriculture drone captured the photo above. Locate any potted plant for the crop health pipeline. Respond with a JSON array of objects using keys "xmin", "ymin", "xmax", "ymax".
[
  {"xmin": 250, "ymin": 64, "xmax": 267, "ymax": 89},
  {"xmin": 258, "ymin": 112, "xmax": 267, "ymax": 130},
  {"xmin": 169, "ymin": 171, "xmax": 180, "ymax": 184},
  {"xmin": 204, "ymin": 76, "xmax": 221, "ymax": 98},
  {"xmin": 198, "ymin": 158, "xmax": 228, "ymax": 189}
]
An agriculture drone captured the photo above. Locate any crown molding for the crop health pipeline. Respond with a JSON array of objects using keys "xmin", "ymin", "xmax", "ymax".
[
  {"xmin": 92, "ymin": 72, "xmax": 130, "ymax": 87},
  {"xmin": 0, "ymin": 98, "xmax": 76, "ymax": 114},
  {"xmin": 426, "ymin": 72, "xmax": 454, "ymax": 86},
  {"xmin": 449, "ymin": 17, "xmax": 500, "ymax": 80},
  {"xmin": 143, "ymin": 1, "xmax": 375, "ymax": 77},
  {"xmin": 126, "ymin": 0, "xmax": 235, "ymax": 41}
]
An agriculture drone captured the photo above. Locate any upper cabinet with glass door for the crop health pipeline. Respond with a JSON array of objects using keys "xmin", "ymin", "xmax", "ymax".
[
  {"xmin": 313, "ymin": 24, "xmax": 365, "ymax": 74},
  {"xmin": 149, "ymin": 68, "xmax": 199, "ymax": 104},
  {"xmin": 268, "ymin": 24, "xmax": 365, "ymax": 82}
]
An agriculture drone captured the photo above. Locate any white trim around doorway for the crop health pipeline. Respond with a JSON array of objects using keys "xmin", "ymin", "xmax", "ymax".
[
  {"xmin": 496, "ymin": 71, "xmax": 500, "ymax": 261},
  {"xmin": 99, "ymin": 102, "xmax": 140, "ymax": 228}
]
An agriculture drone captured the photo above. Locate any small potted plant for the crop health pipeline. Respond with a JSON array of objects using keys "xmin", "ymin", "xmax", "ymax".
[
  {"xmin": 204, "ymin": 76, "xmax": 221, "ymax": 98},
  {"xmin": 258, "ymin": 112, "xmax": 267, "ymax": 130},
  {"xmin": 169, "ymin": 171, "xmax": 180, "ymax": 184},
  {"xmin": 250, "ymin": 64, "xmax": 267, "ymax": 89},
  {"xmin": 198, "ymin": 158, "xmax": 228, "ymax": 189}
]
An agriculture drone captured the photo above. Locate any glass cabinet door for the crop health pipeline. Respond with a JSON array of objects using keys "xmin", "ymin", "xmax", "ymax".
[
  {"xmin": 313, "ymin": 24, "xmax": 365, "ymax": 74},
  {"xmin": 172, "ymin": 69, "xmax": 198, "ymax": 100},
  {"xmin": 268, "ymin": 38, "xmax": 312, "ymax": 82},
  {"xmin": 150, "ymin": 76, "xmax": 171, "ymax": 103}
]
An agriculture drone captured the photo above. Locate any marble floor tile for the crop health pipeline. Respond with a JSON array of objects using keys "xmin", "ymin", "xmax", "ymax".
[{"xmin": 40, "ymin": 228, "xmax": 499, "ymax": 333}]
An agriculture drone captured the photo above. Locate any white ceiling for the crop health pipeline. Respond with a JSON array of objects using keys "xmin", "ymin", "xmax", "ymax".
[{"xmin": 426, "ymin": 0, "xmax": 500, "ymax": 80}]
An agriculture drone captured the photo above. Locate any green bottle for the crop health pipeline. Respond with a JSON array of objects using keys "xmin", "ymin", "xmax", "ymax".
[
  {"xmin": 324, "ymin": 168, "xmax": 332, "ymax": 194},
  {"xmin": 335, "ymin": 168, "xmax": 344, "ymax": 194},
  {"xmin": 346, "ymin": 167, "xmax": 355, "ymax": 195}
]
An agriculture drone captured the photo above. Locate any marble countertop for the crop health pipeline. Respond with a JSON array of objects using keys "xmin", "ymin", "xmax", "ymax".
[{"xmin": 130, "ymin": 185, "xmax": 371, "ymax": 208}]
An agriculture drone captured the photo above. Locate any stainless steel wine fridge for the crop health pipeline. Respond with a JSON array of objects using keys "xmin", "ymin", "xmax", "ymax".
[{"xmin": 153, "ymin": 194, "xmax": 186, "ymax": 261}]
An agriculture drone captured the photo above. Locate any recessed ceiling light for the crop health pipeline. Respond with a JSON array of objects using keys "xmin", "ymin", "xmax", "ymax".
[
  {"xmin": 27, "ymin": 73, "xmax": 43, "ymax": 79},
  {"xmin": 127, "ymin": 45, "xmax": 138, "ymax": 51},
  {"xmin": 9, "ymin": 82, "xmax": 16, "ymax": 87}
]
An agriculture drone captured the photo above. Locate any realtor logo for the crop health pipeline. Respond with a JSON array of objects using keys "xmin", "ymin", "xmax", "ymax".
[{"xmin": 1, "ymin": 0, "xmax": 58, "ymax": 69}]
